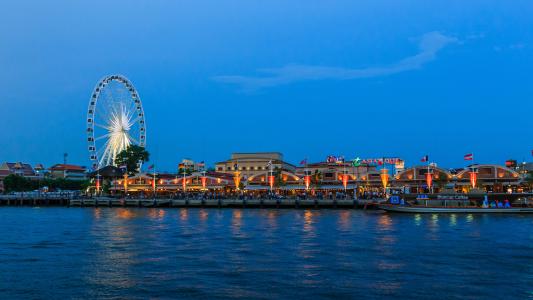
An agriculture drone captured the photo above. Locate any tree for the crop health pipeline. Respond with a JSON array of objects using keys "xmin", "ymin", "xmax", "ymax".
[
  {"xmin": 2, "ymin": 174, "xmax": 89, "ymax": 193},
  {"xmin": 3, "ymin": 174, "xmax": 34, "ymax": 192},
  {"xmin": 115, "ymin": 145, "xmax": 150, "ymax": 175}
]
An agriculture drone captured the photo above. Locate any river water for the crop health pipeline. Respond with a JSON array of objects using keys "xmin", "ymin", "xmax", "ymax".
[{"xmin": 0, "ymin": 207, "xmax": 531, "ymax": 299}]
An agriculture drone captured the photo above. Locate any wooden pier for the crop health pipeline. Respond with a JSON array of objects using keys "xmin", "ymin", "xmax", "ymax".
[
  {"xmin": 0, "ymin": 195, "xmax": 383, "ymax": 209},
  {"xmin": 68, "ymin": 198, "xmax": 374, "ymax": 209}
]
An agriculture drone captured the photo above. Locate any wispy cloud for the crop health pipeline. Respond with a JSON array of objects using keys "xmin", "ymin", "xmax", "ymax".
[{"xmin": 213, "ymin": 31, "xmax": 458, "ymax": 91}]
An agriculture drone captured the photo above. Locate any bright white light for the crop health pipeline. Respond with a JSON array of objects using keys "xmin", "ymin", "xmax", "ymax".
[{"xmin": 99, "ymin": 103, "xmax": 135, "ymax": 166}]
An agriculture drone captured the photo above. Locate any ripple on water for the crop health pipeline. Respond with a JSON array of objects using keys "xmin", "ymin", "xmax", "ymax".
[{"xmin": 0, "ymin": 208, "xmax": 532, "ymax": 299}]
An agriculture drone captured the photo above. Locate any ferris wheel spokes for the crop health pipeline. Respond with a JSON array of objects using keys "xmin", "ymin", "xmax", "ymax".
[{"xmin": 87, "ymin": 75, "xmax": 146, "ymax": 170}]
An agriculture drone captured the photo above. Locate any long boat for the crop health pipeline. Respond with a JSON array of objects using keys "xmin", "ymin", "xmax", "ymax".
[{"xmin": 379, "ymin": 204, "xmax": 533, "ymax": 214}]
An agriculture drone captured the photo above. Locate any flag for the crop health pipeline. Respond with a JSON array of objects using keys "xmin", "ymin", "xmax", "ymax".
[
  {"xmin": 421, "ymin": 155, "xmax": 429, "ymax": 162},
  {"xmin": 464, "ymin": 153, "xmax": 473, "ymax": 161},
  {"xmin": 299, "ymin": 159, "xmax": 307, "ymax": 166},
  {"xmin": 147, "ymin": 164, "xmax": 155, "ymax": 170}
]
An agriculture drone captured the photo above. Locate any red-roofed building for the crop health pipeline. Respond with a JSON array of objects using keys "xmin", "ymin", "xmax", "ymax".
[{"xmin": 49, "ymin": 164, "xmax": 87, "ymax": 180}]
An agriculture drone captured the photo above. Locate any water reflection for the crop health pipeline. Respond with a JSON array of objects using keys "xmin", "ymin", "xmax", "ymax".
[
  {"xmin": 424, "ymin": 214, "xmax": 440, "ymax": 240},
  {"xmin": 466, "ymin": 214, "xmax": 474, "ymax": 223},
  {"xmin": 377, "ymin": 214, "xmax": 392, "ymax": 231},
  {"xmin": 338, "ymin": 210, "xmax": 351, "ymax": 230},
  {"xmin": 116, "ymin": 208, "xmax": 136, "ymax": 220},
  {"xmin": 180, "ymin": 208, "xmax": 188, "ymax": 222},
  {"xmin": 266, "ymin": 210, "xmax": 278, "ymax": 229},
  {"xmin": 303, "ymin": 210, "xmax": 315, "ymax": 234},
  {"xmin": 148, "ymin": 208, "xmax": 166, "ymax": 220},
  {"xmin": 199, "ymin": 209, "xmax": 208, "ymax": 222},
  {"xmin": 93, "ymin": 208, "xmax": 101, "ymax": 219},
  {"xmin": 85, "ymin": 209, "xmax": 138, "ymax": 290},
  {"xmin": 449, "ymin": 214, "xmax": 457, "ymax": 227},
  {"xmin": 414, "ymin": 214, "xmax": 422, "ymax": 226},
  {"xmin": 231, "ymin": 210, "xmax": 243, "ymax": 235},
  {"xmin": 2, "ymin": 208, "xmax": 532, "ymax": 299}
]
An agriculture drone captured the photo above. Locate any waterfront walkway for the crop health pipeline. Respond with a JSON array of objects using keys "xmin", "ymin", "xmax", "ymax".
[{"xmin": 0, "ymin": 195, "xmax": 381, "ymax": 209}]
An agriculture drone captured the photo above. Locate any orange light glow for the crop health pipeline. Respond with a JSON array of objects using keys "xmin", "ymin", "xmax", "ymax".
[
  {"xmin": 123, "ymin": 174, "xmax": 128, "ymax": 193},
  {"xmin": 342, "ymin": 174, "xmax": 348, "ymax": 189},
  {"xmin": 268, "ymin": 175, "xmax": 275, "ymax": 189},
  {"xmin": 234, "ymin": 171, "xmax": 241, "ymax": 189},
  {"xmin": 380, "ymin": 169, "xmax": 389, "ymax": 189},
  {"xmin": 426, "ymin": 172, "xmax": 433, "ymax": 189},
  {"xmin": 201, "ymin": 176, "xmax": 207, "ymax": 189},
  {"xmin": 470, "ymin": 171, "xmax": 477, "ymax": 188},
  {"xmin": 304, "ymin": 175, "xmax": 311, "ymax": 190}
]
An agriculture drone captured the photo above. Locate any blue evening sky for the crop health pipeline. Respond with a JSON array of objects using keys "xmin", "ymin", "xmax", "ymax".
[{"xmin": 1, "ymin": 1, "xmax": 532, "ymax": 171}]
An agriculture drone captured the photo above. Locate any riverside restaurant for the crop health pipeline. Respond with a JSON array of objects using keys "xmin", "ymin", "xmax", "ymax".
[{"xmin": 95, "ymin": 153, "xmax": 527, "ymax": 197}]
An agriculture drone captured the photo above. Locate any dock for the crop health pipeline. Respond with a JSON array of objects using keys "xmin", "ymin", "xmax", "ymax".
[{"xmin": 0, "ymin": 195, "xmax": 384, "ymax": 209}]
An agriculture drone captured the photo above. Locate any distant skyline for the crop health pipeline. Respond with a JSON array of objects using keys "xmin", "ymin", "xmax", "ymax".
[{"xmin": 1, "ymin": 1, "xmax": 532, "ymax": 171}]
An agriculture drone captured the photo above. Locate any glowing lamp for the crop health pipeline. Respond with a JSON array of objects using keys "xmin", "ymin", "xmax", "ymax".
[
  {"xmin": 426, "ymin": 172, "xmax": 432, "ymax": 189},
  {"xmin": 268, "ymin": 175, "xmax": 275, "ymax": 189},
  {"xmin": 470, "ymin": 171, "xmax": 477, "ymax": 188},
  {"xmin": 342, "ymin": 174, "xmax": 348, "ymax": 189},
  {"xmin": 304, "ymin": 175, "xmax": 311, "ymax": 190},
  {"xmin": 380, "ymin": 169, "xmax": 389, "ymax": 189},
  {"xmin": 201, "ymin": 176, "xmax": 207, "ymax": 189},
  {"xmin": 234, "ymin": 171, "xmax": 241, "ymax": 189}
]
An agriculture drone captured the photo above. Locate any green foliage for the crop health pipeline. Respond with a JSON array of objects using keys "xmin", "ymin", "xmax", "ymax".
[
  {"xmin": 115, "ymin": 145, "xmax": 150, "ymax": 175},
  {"xmin": 2, "ymin": 174, "xmax": 31, "ymax": 192},
  {"xmin": 2, "ymin": 174, "xmax": 90, "ymax": 193}
]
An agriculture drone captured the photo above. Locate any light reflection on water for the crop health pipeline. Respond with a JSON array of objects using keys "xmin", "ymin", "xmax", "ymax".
[
  {"xmin": 0, "ymin": 208, "xmax": 532, "ymax": 299},
  {"xmin": 449, "ymin": 214, "xmax": 457, "ymax": 227}
]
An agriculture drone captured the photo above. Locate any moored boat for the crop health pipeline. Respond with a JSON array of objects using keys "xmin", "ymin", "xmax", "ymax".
[{"xmin": 379, "ymin": 204, "xmax": 533, "ymax": 214}]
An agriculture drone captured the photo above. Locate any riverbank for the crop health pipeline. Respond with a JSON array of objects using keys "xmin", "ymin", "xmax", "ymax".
[{"xmin": 0, "ymin": 196, "xmax": 383, "ymax": 209}]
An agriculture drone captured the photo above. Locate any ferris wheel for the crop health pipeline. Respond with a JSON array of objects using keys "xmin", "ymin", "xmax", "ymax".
[{"xmin": 86, "ymin": 75, "xmax": 146, "ymax": 170}]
